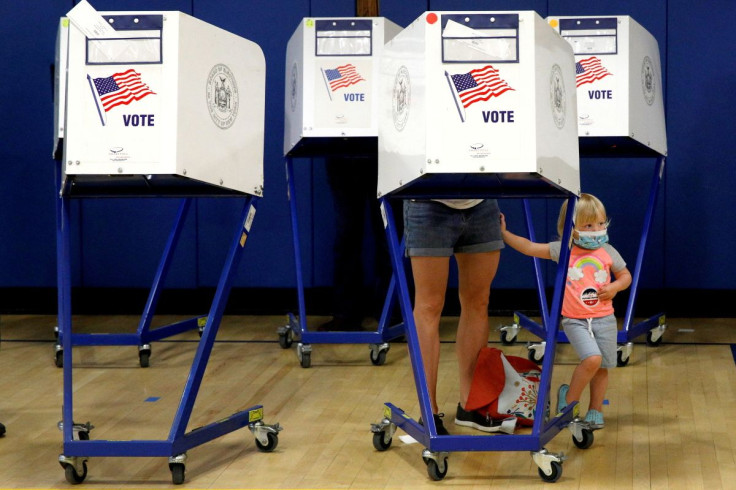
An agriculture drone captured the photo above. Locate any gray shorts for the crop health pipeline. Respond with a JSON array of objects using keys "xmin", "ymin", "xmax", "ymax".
[
  {"xmin": 561, "ymin": 315, "xmax": 618, "ymax": 368},
  {"xmin": 403, "ymin": 199, "xmax": 505, "ymax": 257}
]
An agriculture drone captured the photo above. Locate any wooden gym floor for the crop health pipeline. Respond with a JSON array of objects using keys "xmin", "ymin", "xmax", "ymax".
[{"xmin": 0, "ymin": 314, "xmax": 734, "ymax": 489}]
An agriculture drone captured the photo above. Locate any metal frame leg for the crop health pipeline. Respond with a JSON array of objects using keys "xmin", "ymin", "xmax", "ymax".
[
  {"xmin": 60, "ymin": 196, "xmax": 280, "ymax": 482},
  {"xmin": 375, "ymin": 195, "xmax": 578, "ymax": 464}
]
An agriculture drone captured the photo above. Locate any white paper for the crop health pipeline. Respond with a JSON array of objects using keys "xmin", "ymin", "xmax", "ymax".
[
  {"xmin": 66, "ymin": 0, "xmax": 115, "ymax": 39},
  {"xmin": 398, "ymin": 434, "xmax": 418, "ymax": 444}
]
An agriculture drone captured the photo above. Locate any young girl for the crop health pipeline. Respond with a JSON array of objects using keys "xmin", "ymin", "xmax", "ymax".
[{"xmin": 500, "ymin": 194, "xmax": 632, "ymax": 428}]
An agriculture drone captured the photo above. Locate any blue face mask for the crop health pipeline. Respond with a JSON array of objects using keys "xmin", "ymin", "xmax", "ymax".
[{"xmin": 574, "ymin": 229, "xmax": 609, "ymax": 250}]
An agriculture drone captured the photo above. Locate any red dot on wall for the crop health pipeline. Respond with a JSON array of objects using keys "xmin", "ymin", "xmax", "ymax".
[{"xmin": 426, "ymin": 13, "xmax": 438, "ymax": 24}]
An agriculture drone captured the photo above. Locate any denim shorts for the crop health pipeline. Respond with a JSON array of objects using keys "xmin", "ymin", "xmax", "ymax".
[
  {"xmin": 561, "ymin": 315, "xmax": 618, "ymax": 368},
  {"xmin": 403, "ymin": 199, "xmax": 504, "ymax": 257}
]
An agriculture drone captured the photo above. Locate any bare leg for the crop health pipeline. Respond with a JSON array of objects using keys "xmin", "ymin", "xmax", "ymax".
[
  {"xmin": 455, "ymin": 251, "xmax": 500, "ymax": 407},
  {"xmin": 566, "ymin": 355, "xmax": 602, "ymax": 405},
  {"xmin": 588, "ymin": 368, "xmax": 608, "ymax": 412},
  {"xmin": 410, "ymin": 256, "xmax": 450, "ymax": 414}
]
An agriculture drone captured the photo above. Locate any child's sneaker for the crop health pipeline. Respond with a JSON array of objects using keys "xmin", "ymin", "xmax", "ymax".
[
  {"xmin": 584, "ymin": 409, "xmax": 604, "ymax": 429},
  {"xmin": 418, "ymin": 413, "xmax": 450, "ymax": 436},
  {"xmin": 454, "ymin": 404, "xmax": 516, "ymax": 434},
  {"xmin": 556, "ymin": 384, "xmax": 570, "ymax": 414}
]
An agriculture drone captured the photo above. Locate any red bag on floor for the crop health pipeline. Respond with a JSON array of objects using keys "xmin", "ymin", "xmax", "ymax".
[{"xmin": 465, "ymin": 347, "xmax": 541, "ymax": 427}]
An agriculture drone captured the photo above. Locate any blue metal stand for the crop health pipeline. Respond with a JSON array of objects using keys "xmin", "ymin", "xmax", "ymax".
[
  {"xmin": 277, "ymin": 156, "xmax": 405, "ymax": 368},
  {"xmin": 54, "ymin": 195, "xmax": 202, "ymax": 368},
  {"xmin": 371, "ymin": 193, "xmax": 591, "ymax": 483},
  {"xmin": 502, "ymin": 157, "xmax": 667, "ymax": 367},
  {"xmin": 55, "ymin": 164, "xmax": 281, "ymax": 485}
]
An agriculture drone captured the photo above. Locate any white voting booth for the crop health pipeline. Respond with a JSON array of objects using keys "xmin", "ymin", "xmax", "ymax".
[
  {"xmin": 280, "ymin": 17, "xmax": 405, "ymax": 368},
  {"xmin": 547, "ymin": 15, "xmax": 667, "ymax": 156},
  {"xmin": 371, "ymin": 12, "xmax": 585, "ymax": 483},
  {"xmin": 63, "ymin": 10, "xmax": 265, "ymax": 195},
  {"xmin": 498, "ymin": 16, "xmax": 669, "ymax": 365},
  {"xmin": 378, "ymin": 11, "xmax": 579, "ymax": 198},
  {"xmin": 56, "ymin": 6, "xmax": 278, "ymax": 486},
  {"xmin": 284, "ymin": 17, "xmax": 401, "ymax": 156}
]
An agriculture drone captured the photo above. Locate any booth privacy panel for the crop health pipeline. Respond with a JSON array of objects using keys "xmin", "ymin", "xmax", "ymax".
[
  {"xmin": 377, "ymin": 11, "xmax": 580, "ymax": 198},
  {"xmin": 63, "ymin": 11, "xmax": 266, "ymax": 196}
]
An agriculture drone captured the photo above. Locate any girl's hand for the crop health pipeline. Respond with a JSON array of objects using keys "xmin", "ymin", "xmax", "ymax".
[
  {"xmin": 597, "ymin": 284, "xmax": 617, "ymax": 301},
  {"xmin": 499, "ymin": 213, "xmax": 507, "ymax": 232}
]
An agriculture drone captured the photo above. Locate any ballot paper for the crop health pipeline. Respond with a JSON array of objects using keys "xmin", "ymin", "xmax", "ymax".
[{"xmin": 66, "ymin": 0, "xmax": 115, "ymax": 38}]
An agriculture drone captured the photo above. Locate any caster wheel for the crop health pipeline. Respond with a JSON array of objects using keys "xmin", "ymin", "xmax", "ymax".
[
  {"xmin": 278, "ymin": 329, "xmax": 293, "ymax": 349},
  {"xmin": 372, "ymin": 431, "xmax": 392, "ymax": 451},
  {"xmin": 617, "ymin": 350, "xmax": 630, "ymax": 367},
  {"xmin": 55, "ymin": 348, "xmax": 63, "ymax": 368},
  {"xmin": 170, "ymin": 463, "xmax": 185, "ymax": 485},
  {"xmin": 646, "ymin": 330, "xmax": 663, "ymax": 347},
  {"xmin": 528, "ymin": 349, "xmax": 543, "ymax": 365},
  {"xmin": 64, "ymin": 462, "xmax": 88, "ymax": 484},
  {"xmin": 538, "ymin": 460, "xmax": 562, "ymax": 482},
  {"xmin": 539, "ymin": 461, "xmax": 562, "ymax": 483},
  {"xmin": 139, "ymin": 349, "xmax": 151, "ymax": 368},
  {"xmin": 426, "ymin": 458, "xmax": 448, "ymax": 481},
  {"xmin": 500, "ymin": 330, "xmax": 516, "ymax": 346},
  {"xmin": 255, "ymin": 432, "xmax": 279, "ymax": 452},
  {"xmin": 572, "ymin": 428, "xmax": 594, "ymax": 449},
  {"xmin": 370, "ymin": 348, "xmax": 387, "ymax": 366},
  {"xmin": 77, "ymin": 430, "xmax": 90, "ymax": 441}
]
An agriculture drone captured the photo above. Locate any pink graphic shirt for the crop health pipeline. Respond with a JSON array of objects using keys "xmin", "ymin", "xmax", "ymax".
[{"xmin": 549, "ymin": 242, "xmax": 626, "ymax": 319}]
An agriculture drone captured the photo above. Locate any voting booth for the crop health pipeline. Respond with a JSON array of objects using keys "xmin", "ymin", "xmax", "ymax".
[
  {"xmin": 371, "ymin": 12, "xmax": 585, "ymax": 484},
  {"xmin": 280, "ymin": 17, "xmax": 405, "ymax": 368},
  {"xmin": 63, "ymin": 10, "xmax": 265, "ymax": 196},
  {"xmin": 284, "ymin": 17, "xmax": 401, "ymax": 156},
  {"xmin": 378, "ymin": 11, "xmax": 579, "ymax": 199},
  {"xmin": 56, "ymin": 6, "xmax": 278, "ymax": 486},
  {"xmin": 547, "ymin": 15, "xmax": 667, "ymax": 156}
]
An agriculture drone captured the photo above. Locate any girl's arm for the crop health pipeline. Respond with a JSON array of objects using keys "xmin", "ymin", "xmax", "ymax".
[
  {"xmin": 500, "ymin": 213, "xmax": 552, "ymax": 260},
  {"xmin": 598, "ymin": 266, "xmax": 632, "ymax": 301}
]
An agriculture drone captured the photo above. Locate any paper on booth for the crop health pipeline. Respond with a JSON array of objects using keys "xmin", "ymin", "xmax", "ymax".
[
  {"xmin": 66, "ymin": 0, "xmax": 115, "ymax": 38},
  {"xmin": 442, "ymin": 19, "xmax": 515, "ymax": 61}
]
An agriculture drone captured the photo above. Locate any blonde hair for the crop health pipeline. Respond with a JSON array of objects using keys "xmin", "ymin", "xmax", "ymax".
[{"xmin": 556, "ymin": 193, "xmax": 608, "ymax": 238}]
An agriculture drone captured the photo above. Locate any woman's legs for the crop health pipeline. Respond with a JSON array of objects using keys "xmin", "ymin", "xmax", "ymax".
[
  {"xmin": 410, "ymin": 256, "xmax": 450, "ymax": 414},
  {"xmin": 455, "ymin": 251, "xmax": 500, "ymax": 407}
]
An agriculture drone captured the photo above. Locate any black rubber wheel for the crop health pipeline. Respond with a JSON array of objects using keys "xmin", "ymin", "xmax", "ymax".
[
  {"xmin": 77, "ymin": 430, "xmax": 90, "ymax": 441},
  {"xmin": 646, "ymin": 330, "xmax": 663, "ymax": 347},
  {"xmin": 0, "ymin": 422, "xmax": 5, "ymax": 437},
  {"xmin": 528, "ymin": 349, "xmax": 543, "ymax": 365},
  {"xmin": 616, "ymin": 349, "xmax": 630, "ymax": 367},
  {"xmin": 55, "ymin": 348, "xmax": 63, "ymax": 368},
  {"xmin": 538, "ymin": 461, "xmax": 562, "ymax": 483},
  {"xmin": 64, "ymin": 462, "xmax": 88, "ymax": 484},
  {"xmin": 255, "ymin": 432, "xmax": 279, "ymax": 452},
  {"xmin": 372, "ymin": 431, "xmax": 392, "ymax": 451},
  {"xmin": 278, "ymin": 330, "xmax": 293, "ymax": 349},
  {"xmin": 573, "ymin": 428, "xmax": 594, "ymax": 449},
  {"xmin": 300, "ymin": 351, "xmax": 311, "ymax": 368},
  {"xmin": 426, "ymin": 458, "xmax": 448, "ymax": 481},
  {"xmin": 139, "ymin": 350, "xmax": 151, "ymax": 368},
  {"xmin": 370, "ymin": 348, "xmax": 387, "ymax": 366},
  {"xmin": 500, "ymin": 330, "xmax": 516, "ymax": 346},
  {"xmin": 170, "ymin": 463, "xmax": 185, "ymax": 485}
]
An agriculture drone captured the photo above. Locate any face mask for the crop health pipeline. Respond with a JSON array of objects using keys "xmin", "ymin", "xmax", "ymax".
[{"xmin": 574, "ymin": 229, "xmax": 609, "ymax": 250}]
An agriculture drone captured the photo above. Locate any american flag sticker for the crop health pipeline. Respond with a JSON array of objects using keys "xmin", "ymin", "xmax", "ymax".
[
  {"xmin": 575, "ymin": 57, "xmax": 612, "ymax": 87},
  {"xmin": 87, "ymin": 69, "xmax": 156, "ymax": 125},
  {"xmin": 446, "ymin": 65, "xmax": 514, "ymax": 122},
  {"xmin": 322, "ymin": 64, "xmax": 365, "ymax": 95}
]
